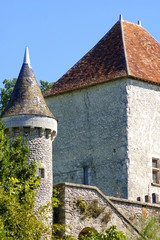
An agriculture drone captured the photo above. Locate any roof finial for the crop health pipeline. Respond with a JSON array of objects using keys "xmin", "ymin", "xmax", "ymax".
[
  {"xmin": 23, "ymin": 47, "xmax": 31, "ymax": 67},
  {"xmin": 138, "ymin": 20, "xmax": 141, "ymax": 26},
  {"xmin": 119, "ymin": 14, "xmax": 123, "ymax": 21}
]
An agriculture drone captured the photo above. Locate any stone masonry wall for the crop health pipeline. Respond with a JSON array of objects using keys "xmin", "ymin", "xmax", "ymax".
[
  {"xmin": 46, "ymin": 79, "xmax": 129, "ymax": 198},
  {"xmin": 27, "ymin": 129, "xmax": 53, "ymax": 209},
  {"xmin": 6, "ymin": 126, "xmax": 53, "ymax": 209},
  {"xmin": 127, "ymin": 79, "xmax": 160, "ymax": 201},
  {"xmin": 110, "ymin": 197, "xmax": 160, "ymax": 227},
  {"xmin": 55, "ymin": 183, "xmax": 160, "ymax": 239}
]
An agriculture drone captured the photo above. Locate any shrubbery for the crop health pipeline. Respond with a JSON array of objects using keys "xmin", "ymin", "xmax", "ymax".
[{"xmin": 0, "ymin": 121, "xmax": 50, "ymax": 239}]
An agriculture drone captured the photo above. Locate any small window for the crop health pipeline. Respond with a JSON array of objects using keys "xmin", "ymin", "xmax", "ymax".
[
  {"xmin": 137, "ymin": 197, "xmax": 142, "ymax": 202},
  {"xmin": 83, "ymin": 167, "xmax": 88, "ymax": 185},
  {"xmin": 145, "ymin": 195, "xmax": 148, "ymax": 203},
  {"xmin": 23, "ymin": 127, "xmax": 30, "ymax": 136},
  {"xmin": 39, "ymin": 168, "xmax": 45, "ymax": 178},
  {"xmin": 152, "ymin": 193, "xmax": 159, "ymax": 204},
  {"xmin": 152, "ymin": 158, "xmax": 159, "ymax": 184}
]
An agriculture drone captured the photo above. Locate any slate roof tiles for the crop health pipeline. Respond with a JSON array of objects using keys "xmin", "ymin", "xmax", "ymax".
[{"xmin": 2, "ymin": 48, "xmax": 54, "ymax": 118}]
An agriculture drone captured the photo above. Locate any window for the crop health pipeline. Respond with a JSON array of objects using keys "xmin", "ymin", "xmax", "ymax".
[
  {"xmin": 83, "ymin": 167, "xmax": 88, "ymax": 185},
  {"xmin": 39, "ymin": 168, "xmax": 45, "ymax": 178},
  {"xmin": 23, "ymin": 127, "xmax": 30, "ymax": 136},
  {"xmin": 137, "ymin": 197, "xmax": 142, "ymax": 202},
  {"xmin": 152, "ymin": 193, "xmax": 159, "ymax": 203},
  {"xmin": 152, "ymin": 158, "xmax": 159, "ymax": 184}
]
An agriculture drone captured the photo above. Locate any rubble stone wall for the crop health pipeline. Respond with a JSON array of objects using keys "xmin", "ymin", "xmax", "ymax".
[{"xmin": 54, "ymin": 183, "xmax": 160, "ymax": 239}]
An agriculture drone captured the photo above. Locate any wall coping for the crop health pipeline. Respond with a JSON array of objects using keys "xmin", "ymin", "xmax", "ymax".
[
  {"xmin": 54, "ymin": 182, "xmax": 160, "ymax": 209},
  {"xmin": 109, "ymin": 197, "xmax": 160, "ymax": 209}
]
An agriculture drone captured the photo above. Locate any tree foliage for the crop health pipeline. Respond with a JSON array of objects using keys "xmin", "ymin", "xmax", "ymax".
[
  {"xmin": 137, "ymin": 216, "xmax": 160, "ymax": 240},
  {"xmin": 0, "ymin": 78, "xmax": 17, "ymax": 113},
  {"xmin": 40, "ymin": 80, "xmax": 54, "ymax": 93},
  {"xmin": 79, "ymin": 226, "xmax": 127, "ymax": 240},
  {"xmin": 0, "ymin": 121, "xmax": 49, "ymax": 239}
]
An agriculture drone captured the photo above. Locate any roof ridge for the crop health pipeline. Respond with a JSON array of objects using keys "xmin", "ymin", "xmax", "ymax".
[{"xmin": 120, "ymin": 20, "xmax": 130, "ymax": 75}]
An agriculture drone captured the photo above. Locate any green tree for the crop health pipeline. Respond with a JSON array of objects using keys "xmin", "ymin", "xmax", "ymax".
[
  {"xmin": 0, "ymin": 78, "xmax": 17, "ymax": 113},
  {"xmin": 40, "ymin": 80, "xmax": 54, "ymax": 93},
  {"xmin": 0, "ymin": 121, "xmax": 49, "ymax": 239}
]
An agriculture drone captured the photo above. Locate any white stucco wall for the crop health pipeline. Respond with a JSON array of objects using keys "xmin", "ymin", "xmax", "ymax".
[
  {"xmin": 127, "ymin": 79, "xmax": 160, "ymax": 201},
  {"xmin": 46, "ymin": 80, "xmax": 128, "ymax": 198}
]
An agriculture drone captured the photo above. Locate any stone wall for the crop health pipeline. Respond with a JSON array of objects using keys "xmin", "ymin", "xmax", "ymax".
[
  {"xmin": 46, "ymin": 78, "xmax": 160, "ymax": 202},
  {"xmin": 54, "ymin": 183, "xmax": 160, "ymax": 239},
  {"xmin": 110, "ymin": 197, "xmax": 160, "ymax": 227},
  {"xmin": 27, "ymin": 129, "xmax": 53, "ymax": 208},
  {"xmin": 46, "ymin": 79, "xmax": 129, "ymax": 198},
  {"xmin": 5, "ymin": 125, "xmax": 53, "ymax": 209},
  {"xmin": 2, "ymin": 114, "xmax": 57, "ymax": 211},
  {"xmin": 127, "ymin": 80, "xmax": 160, "ymax": 200}
]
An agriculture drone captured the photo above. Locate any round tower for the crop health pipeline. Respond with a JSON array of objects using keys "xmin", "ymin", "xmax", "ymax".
[{"xmin": 1, "ymin": 47, "xmax": 57, "ymax": 211}]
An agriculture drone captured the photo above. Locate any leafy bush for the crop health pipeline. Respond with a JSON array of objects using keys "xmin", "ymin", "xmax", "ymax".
[
  {"xmin": 0, "ymin": 121, "xmax": 50, "ymax": 239},
  {"xmin": 75, "ymin": 197, "xmax": 87, "ymax": 214},
  {"xmin": 137, "ymin": 216, "xmax": 160, "ymax": 240},
  {"xmin": 75, "ymin": 198, "xmax": 105, "ymax": 220},
  {"xmin": 80, "ymin": 225, "xmax": 127, "ymax": 240}
]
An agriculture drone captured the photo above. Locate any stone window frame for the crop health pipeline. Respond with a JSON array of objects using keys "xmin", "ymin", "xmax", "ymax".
[{"xmin": 152, "ymin": 158, "xmax": 160, "ymax": 185}]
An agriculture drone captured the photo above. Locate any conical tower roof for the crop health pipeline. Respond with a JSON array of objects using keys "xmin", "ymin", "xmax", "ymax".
[
  {"xmin": 2, "ymin": 48, "xmax": 54, "ymax": 118},
  {"xmin": 44, "ymin": 18, "xmax": 160, "ymax": 97}
]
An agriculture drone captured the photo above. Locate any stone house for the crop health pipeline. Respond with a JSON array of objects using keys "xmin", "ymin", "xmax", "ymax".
[
  {"xmin": 44, "ymin": 16, "xmax": 160, "ymax": 203},
  {"xmin": 1, "ymin": 16, "xmax": 160, "ymax": 238}
]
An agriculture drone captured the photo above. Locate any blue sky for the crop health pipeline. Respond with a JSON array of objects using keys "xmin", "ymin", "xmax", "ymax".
[{"xmin": 0, "ymin": 0, "xmax": 160, "ymax": 89}]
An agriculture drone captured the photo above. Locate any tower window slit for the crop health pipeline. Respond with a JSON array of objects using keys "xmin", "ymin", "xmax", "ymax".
[
  {"xmin": 83, "ymin": 166, "xmax": 88, "ymax": 185},
  {"xmin": 39, "ymin": 168, "xmax": 45, "ymax": 178}
]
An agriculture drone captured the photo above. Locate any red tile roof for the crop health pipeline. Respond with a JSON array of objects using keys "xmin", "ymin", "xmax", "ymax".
[
  {"xmin": 44, "ymin": 20, "xmax": 160, "ymax": 97},
  {"xmin": 123, "ymin": 21, "xmax": 160, "ymax": 83}
]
